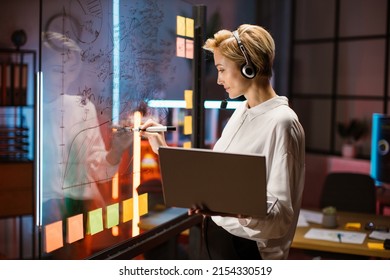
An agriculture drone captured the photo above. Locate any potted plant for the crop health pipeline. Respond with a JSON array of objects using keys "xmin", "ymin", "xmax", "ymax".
[{"xmin": 337, "ymin": 119, "xmax": 368, "ymax": 158}]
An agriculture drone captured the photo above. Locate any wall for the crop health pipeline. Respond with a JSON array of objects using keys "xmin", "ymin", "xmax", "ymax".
[{"xmin": 0, "ymin": 0, "xmax": 40, "ymax": 50}]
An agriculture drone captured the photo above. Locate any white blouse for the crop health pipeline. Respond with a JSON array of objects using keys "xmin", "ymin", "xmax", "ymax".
[{"xmin": 212, "ymin": 96, "xmax": 305, "ymax": 260}]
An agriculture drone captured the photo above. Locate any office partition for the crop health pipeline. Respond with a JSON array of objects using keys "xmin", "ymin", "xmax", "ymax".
[{"xmin": 37, "ymin": 0, "xmax": 198, "ymax": 259}]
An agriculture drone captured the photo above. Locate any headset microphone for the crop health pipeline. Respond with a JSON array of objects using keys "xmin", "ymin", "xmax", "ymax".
[
  {"xmin": 220, "ymin": 99, "xmax": 228, "ymax": 109},
  {"xmin": 232, "ymin": 30, "xmax": 257, "ymax": 79}
]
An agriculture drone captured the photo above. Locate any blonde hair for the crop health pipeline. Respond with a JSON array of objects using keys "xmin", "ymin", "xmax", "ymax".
[{"xmin": 203, "ymin": 24, "xmax": 275, "ymax": 78}]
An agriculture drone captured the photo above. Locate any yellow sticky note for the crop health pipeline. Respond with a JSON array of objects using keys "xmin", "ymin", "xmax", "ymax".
[
  {"xmin": 367, "ymin": 242, "xmax": 384, "ymax": 250},
  {"xmin": 139, "ymin": 193, "xmax": 149, "ymax": 217},
  {"xmin": 106, "ymin": 203, "xmax": 119, "ymax": 229},
  {"xmin": 122, "ymin": 198, "xmax": 134, "ymax": 223},
  {"xmin": 185, "ymin": 39, "xmax": 194, "ymax": 59},
  {"xmin": 184, "ymin": 115, "xmax": 192, "ymax": 135},
  {"xmin": 66, "ymin": 214, "xmax": 84, "ymax": 244},
  {"xmin": 185, "ymin": 18, "xmax": 194, "ymax": 38},
  {"xmin": 44, "ymin": 220, "xmax": 63, "ymax": 253},
  {"xmin": 345, "ymin": 223, "xmax": 361, "ymax": 230},
  {"xmin": 177, "ymin": 16, "xmax": 186, "ymax": 36},
  {"xmin": 87, "ymin": 208, "xmax": 103, "ymax": 235},
  {"xmin": 184, "ymin": 90, "xmax": 193, "ymax": 109},
  {"xmin": 183, "ymin": 141, "xmax": 192, "ymax": 149},
  {"xmin": 176, "ymin": 37, "xmax": 185, "ymax": 57}
]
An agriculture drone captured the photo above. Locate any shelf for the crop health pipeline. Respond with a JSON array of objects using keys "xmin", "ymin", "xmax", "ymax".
[{"xmin": 0, "ymin": 48, "xmax": 36, "ymax": 161}]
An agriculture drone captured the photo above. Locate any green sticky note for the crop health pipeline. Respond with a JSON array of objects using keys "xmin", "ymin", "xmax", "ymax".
[
  {"xmin": 87, "ymin": 208, "xmax": 103, "ymax": 235},
  {"xmin": 106, "ymin": 203, "xmax": 119, "ymax": 229}
]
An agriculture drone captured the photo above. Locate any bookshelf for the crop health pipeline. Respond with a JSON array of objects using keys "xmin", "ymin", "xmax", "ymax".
[{"xmin": 0, "ymin": 48, "xmax": 36, "ymax": 161}]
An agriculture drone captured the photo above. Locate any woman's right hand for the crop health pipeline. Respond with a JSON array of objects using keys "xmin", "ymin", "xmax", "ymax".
[{"xmin": 139, "ymin": 119, "xmax": 168, "ymax": 154}]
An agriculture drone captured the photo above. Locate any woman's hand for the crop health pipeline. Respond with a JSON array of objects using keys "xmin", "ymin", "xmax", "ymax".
[
  {"xmin": 187, "ymin": 204, "xmax": 250, "ymax": 218},
  {"xmin": 139, "ymin": 119, "xmax": 168, "ymax": 154}
]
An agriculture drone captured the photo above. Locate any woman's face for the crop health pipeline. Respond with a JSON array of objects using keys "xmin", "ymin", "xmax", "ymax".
[{"xmin": 213, "ymin": 48, "xmax": 250, "ymax": 99}]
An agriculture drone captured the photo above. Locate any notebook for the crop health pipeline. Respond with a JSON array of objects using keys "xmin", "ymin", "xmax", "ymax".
[{"xmin": 158, "ymin": 147, "xmax": 278, "ymax": 218}]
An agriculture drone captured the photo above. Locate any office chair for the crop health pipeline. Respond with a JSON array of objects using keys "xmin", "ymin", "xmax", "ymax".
[
  {"xmin": 289, "ymin": 172, "xmax": 378, "ymax": 260},
  {"xmin": 320, "ymin": 172, "xmax": 377, "ymax": 214}
]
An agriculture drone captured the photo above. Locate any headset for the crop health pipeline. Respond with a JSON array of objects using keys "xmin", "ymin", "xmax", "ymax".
[{"xmin": 232, "ymin": 30, "xmax": 257, "ymax": 79}]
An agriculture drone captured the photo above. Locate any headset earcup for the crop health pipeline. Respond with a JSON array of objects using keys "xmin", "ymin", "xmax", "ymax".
[{"xmin": 241, "ymin": 64, "xmax": 256, "ymax": 79}]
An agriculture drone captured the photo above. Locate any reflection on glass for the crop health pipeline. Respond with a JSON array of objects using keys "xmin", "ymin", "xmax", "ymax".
[
  {"xmin": 39, "ymin": 0, "xmax": 193, "ymax": 259},
  {"xmin": 41, "ymin": 32, "xmax": 133, "ymax": 258}
]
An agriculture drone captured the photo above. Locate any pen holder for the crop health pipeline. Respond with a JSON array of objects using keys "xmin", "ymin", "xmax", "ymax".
[{"xmin": 322, "ymin": 206, "xmax": 338, "ymax": 228}]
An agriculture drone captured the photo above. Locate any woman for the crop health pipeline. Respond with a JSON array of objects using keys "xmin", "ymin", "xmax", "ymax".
[{"xmin": 140, "ymin": 24, "xmax": 305, "ymax": 260}]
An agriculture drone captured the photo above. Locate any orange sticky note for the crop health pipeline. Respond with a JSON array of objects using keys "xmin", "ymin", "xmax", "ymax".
[
  {"xmin": 185, "ymin": 39, "xmax": 194, "ymax": 59},
  {"xmin": 185, "ymin": 18, "xmax": 194, "ymax": 38},
  {"xmin": 184, "ymin": 90, "xmax": 193, "ymax": 109},
  {"xmin": 139, "ymin": 193, "xmax": 148, "ymax": 217},
  {"xmin": 87, "ymin": 208, "xmax": 103, "ymax": 235},
  {"xmin": 176, "ymin": 16, "xmax": 186, "ymax": 36},
  {"xmin": 184, "ymin": 115, "xmax": 192, "ymax": 135},
  {"xmin": 66, "ymin": 214, "xmax": 84, "ymax": 244},
  {"xmin": 106, "ymin": 203, "xmax": 119, "ymax": 229},
  {"xmin": 44, "ymin": 220, "xmax": 63, "ymax": 253},
  {"xmin": 176, "ymin": 37, "xmax": 185, "ymax": 57},
  {"xmin": 122, "ymin": 198, "xmax": 134, "ymax": 223}
]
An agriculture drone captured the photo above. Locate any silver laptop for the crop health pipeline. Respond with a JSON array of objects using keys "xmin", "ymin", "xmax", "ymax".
[{"xmin": 158, "ymin": 147, "xmax": 277, "ymax": 218}]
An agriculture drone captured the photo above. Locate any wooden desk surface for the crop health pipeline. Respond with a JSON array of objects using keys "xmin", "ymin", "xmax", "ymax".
[{"xmin": 292, "ymin": 210, "xmax": 390, "ymax": 258}]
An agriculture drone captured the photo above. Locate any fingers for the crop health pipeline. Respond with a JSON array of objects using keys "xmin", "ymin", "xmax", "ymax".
[
  {"xmin": 139, "ymin": 119, "xmax": 163, "ymax": 131},
  {"xmin": 188, "ymin": 203, "xmax": 214, "ymax": 217}
]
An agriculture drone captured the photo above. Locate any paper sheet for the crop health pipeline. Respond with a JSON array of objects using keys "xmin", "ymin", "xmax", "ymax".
[
  {"xmin": 304, "ymin": 228, "xmax": 367, "ymax": 244},
  {"xmin": 299, "ymin": 209, "xmax": 323, "ymax": 225},
  {"xmin": 368, "ymin": 230, "xmax": 390, "ymax": 241}
]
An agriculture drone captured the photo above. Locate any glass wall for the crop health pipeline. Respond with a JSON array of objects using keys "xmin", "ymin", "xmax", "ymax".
[{"xmin": 38, "ymin": 0, "xmax": 194, "ymax": 259}]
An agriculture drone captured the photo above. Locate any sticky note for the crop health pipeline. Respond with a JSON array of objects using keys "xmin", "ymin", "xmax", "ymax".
[
  {"xmin": 184, "ymin": 90, "xmax": 193, "ymax": 109},
  {"xmin": 185, "ymin": 18, "xmax": 194, "ymax": 38},
  {"xmin": 122, "ymin": 198, "xmax": 134, "ymax": 223},
  {"xmin": 185, "ymin": 39, "xmax": 194, "ymax": 59},
  {"xmin": 345, "ymin": 223, "xmax": 361, "ymax": 230},
  {"xmin": 44, "ymin": 220, "xmax": 63, "ymax": 253},
  {"xmin": 176, "ymin": 16, "xmax": 186, "ymax": 36},
  {"xmin": 66, "ymin": 214, "xmax": 84, "ymax": 244},
  {"xmin": 138, "ymin": 193, "xmax": 148, "ymax": 217},
  {"xmin": 183, "ymin": 141, "xmax": 192, "ymax": 149},
  {"xmin": 176, "ymin": 37, "xmax": 185, "ymax": 57},
  {"xmin": 86, "ymin": 208, "xmax": 103, "ymax": 235},
  {"xmin": 106, "ymin": 203, "xmax": 119, "ymax": 229},
  {"xmin": 367, "ymin": 242, "xmax": 384, "ymax": 250},
  {"xmin": 184, "ymin": 115, "xmax": 192, "ymax": 135}
]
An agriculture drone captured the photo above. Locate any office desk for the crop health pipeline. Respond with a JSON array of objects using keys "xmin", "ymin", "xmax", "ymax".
[{"xmin": 292, "ymin": 210, "xmax": 390, "ymax": 258}]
